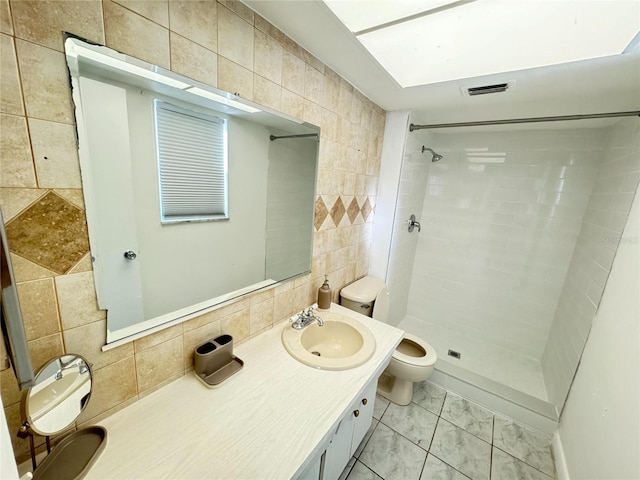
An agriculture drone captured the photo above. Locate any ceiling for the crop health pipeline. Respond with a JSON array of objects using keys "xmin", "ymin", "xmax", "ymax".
[{"xmin": 245, "ymin": 1, "xmax": 640, "ymax": 125}]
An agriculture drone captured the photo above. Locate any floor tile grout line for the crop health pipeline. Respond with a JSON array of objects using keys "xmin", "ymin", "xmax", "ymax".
[
  {"xmin": 427, "ymin": 451, "xmax": 473, "ymax": 480},
  {"xmin": 426, "ymin": 414, "xmax": 441, "ymax": 452},
  {"xmin": 358, "ymin": 460, "xmax": 381, "ymax": 480},
  {"xmin": 432, "ymin": 415, "xmax": 493, "ymax": 480},
  {"xmin": 436, "ymin": 416, "xmax": 493, "ymax": 448},
  {"xmin": 439, "ymin": 414, "xmax": 495, "ymax": 445},
  {"xmin": 418, "ymin": 449, "xmax": 429, "ymax": 480},
  {"xmin": 492, "ymin": 446, "xmax": 555, "ymax": 479},
  {"xmin": 377, "ymin": 418, "xmax": 429, "ymax": 454},
  {"xmin": 440, "ymin": 391, "xmax": 497, "ymax": 445},
  {"xmin": 489, "ymin": 415, "xmax": 496, "ymax": 479}
]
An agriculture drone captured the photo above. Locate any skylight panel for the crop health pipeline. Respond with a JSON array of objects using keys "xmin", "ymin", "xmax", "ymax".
[
  {"xmin": 325, "ymin": 0, "xmax": 640, "ymax": 87},
  {"xmin": 323, "ymin": 0, "xmax": 461, "ymax": 33}
]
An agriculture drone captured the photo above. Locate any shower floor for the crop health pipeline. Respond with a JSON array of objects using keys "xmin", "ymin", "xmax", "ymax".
[{"xmin": 398, "ymin": 315, "xmax": 549, "ymax": 401}]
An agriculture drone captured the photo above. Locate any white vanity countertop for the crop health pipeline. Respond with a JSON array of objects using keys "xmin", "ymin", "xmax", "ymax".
[{"xmin": 87, "ymin": 304, "xmax": 404, "ymax": 479}]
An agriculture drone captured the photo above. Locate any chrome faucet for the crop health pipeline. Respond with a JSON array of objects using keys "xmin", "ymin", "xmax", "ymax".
[
  {"xmin": 290, "ymin": 305, "xmax": 324, "ymax": 330},
  {"xmin": 54, "ymin": 360, "xmax": 89, "ymax": 380}
]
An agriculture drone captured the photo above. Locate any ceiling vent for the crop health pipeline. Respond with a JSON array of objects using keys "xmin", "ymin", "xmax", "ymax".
[{"xmin": 462, "ymin": 81, "xmax": 515, "ymax": 97}]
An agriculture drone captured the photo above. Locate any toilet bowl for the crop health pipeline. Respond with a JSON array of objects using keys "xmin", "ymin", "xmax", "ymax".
[{"xmin": 340, "ymin": 276, "xmax": 437, "ymax": 406}]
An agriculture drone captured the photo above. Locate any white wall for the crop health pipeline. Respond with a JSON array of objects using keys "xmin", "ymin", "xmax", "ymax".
[
  {"xmin": 385, "ymin": 126, "xmax": 432, "ymax": 325},
  {"xmin": 406, "ymin": 127, "xmax": 604, "ymax": 358},
  {"xmin": 543, "ymin": 117, "xmax": 640, "ymax": 408},
  {"xmin": 558, "ymin": 175, "xmax": 639, "ymax": 480},
  {"xmin": 369, "ymin": 111, "xmax": 410, "ymax": 282}
]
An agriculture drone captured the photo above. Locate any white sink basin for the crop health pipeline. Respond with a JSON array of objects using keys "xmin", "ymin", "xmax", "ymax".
[{"xmin": 281, "ymin": 312, "xmax": 376, "ymax": 370}]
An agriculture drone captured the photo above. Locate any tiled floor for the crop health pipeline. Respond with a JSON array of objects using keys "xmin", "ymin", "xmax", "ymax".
[{"xmin": 341, "ymin": 381, "xmax": 555, "ymax": 480}]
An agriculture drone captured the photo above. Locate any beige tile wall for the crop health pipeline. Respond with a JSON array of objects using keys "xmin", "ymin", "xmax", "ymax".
[{"xmin": 0, "ymin": 0, "xmax": 385, "ymax": 462}]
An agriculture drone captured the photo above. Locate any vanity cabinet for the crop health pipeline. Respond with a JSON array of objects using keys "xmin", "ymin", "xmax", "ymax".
[{"xmin": 297, "ymin": 378, "xmax": 377, "ymax": 480}]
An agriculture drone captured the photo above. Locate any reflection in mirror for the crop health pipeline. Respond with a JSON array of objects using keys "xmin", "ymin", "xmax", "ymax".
[
  {"xmin": 64, "ymin": 38, "xmax": 320, "ymax": 345},
  {"xmin": 22, "ymin": 355, "xmax": 92, "ymax": 436}
]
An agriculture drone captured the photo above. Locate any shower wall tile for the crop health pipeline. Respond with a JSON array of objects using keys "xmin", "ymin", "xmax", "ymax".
[
  {"xmin": 542, "ymin": 117, "xmax": 640, "ymax": 408},
  {"xmin": 0, "ymin": 1, "xmax": 385, "ymax": 465},
  {"xmin": 406, "ymin": 127, "xmax": 606, "ymax": 358}
]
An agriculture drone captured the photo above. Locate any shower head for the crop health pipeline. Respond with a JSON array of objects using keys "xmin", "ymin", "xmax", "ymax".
[{"xmin": 422, "ymin": 146, "xmax": 443, "ymax": 162}]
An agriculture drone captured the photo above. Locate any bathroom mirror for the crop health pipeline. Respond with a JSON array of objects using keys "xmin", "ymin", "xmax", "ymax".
[
  {"xmin": 65, "ymin": 38, "xmax": 319, "ymax": 344},
  {"xmin": 21, "ymin": 354, "xmax": 92, "ymax": 436}
]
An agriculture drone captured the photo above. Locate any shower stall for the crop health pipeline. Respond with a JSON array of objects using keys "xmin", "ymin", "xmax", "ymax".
[{"xmin": 376, "ymin": 111, "xmax": 640, "ymax": 422}]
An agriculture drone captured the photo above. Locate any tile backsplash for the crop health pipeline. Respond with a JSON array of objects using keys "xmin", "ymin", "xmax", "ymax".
[{"xmin": 0, "ymin": 0, "xmax": 384, "ymax": 462}]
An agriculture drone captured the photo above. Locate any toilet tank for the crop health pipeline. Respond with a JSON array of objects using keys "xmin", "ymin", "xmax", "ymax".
[{"xmin": 339, "ymin": 276, "xmax": 389, "ymax": 322}]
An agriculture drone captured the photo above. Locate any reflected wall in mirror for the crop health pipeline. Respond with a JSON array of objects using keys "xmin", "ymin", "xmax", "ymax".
[
  {"xmin": 21, "ymin": 355, "xmax": 92, "ymax": 436},
  {"xmin": 65, "ymin": 38, "xmax": 319, "ymax": 344}
]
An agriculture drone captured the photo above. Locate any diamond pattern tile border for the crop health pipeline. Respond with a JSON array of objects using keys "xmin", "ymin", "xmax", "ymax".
[
  {"xmin": 330, "ymin": 197, "xmax": 346, "ymax": 227},
  {"xmin": 315, "ymin": 195, "xmax": 375, "ymax": 230},
  {"xmin": 314, "ymin": 197, "xmax": 329, "ymax": 231}
]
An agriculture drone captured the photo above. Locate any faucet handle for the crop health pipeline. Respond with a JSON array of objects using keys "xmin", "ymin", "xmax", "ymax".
[{"xmin": 306, "ymin": 303, "xmax": 318, "ymax": 315}]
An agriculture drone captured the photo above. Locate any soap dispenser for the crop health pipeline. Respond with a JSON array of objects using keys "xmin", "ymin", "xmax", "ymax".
[{"xmin": 317, "ymin": 275, "xmax": 332, "ymax": 310}]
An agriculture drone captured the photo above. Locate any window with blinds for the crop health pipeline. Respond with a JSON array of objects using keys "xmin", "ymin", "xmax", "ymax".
[{"xmin": 154, "ymin": 101, "xmax": 228, "ymax": 223}]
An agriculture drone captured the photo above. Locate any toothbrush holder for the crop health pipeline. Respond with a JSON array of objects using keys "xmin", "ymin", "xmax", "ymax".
[{"xmin": 194, "ymin": 334, "xmax": 234, "ymax": 378}]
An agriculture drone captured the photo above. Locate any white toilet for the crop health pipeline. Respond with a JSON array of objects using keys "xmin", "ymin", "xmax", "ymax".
[{"xmin": 340, "ymin": 276, "xmax": 437, "ymax": 406}]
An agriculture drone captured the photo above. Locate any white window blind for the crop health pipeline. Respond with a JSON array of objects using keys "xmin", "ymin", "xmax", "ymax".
[{"xmin": 154, "ymin": 101, "xmax": 228, "ymax": 223}]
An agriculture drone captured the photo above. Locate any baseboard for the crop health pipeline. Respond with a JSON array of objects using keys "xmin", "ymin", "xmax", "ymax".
[{"xmin": 552, "ymin": 432, "xmax": 570, "ymax": 480}]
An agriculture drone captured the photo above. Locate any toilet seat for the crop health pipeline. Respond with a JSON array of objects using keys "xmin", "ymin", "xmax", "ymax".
[{"xmin": 392, "ymin": 333, "xmax": 437, "ymax": 367}]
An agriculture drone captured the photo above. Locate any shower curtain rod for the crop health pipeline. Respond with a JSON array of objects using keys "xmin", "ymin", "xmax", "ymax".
[
  {"xmin": 409, "ymin": 110, "xmax": 640, "ymax": 131},
  {"xmin": 269, "ymin": 133, "xmax": 318, "ymax": 141}
]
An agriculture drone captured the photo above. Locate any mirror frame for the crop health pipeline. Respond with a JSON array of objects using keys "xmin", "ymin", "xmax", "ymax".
[{"xmin": 21, "ymin": 354, "xmax": 93, "ymax": 437}]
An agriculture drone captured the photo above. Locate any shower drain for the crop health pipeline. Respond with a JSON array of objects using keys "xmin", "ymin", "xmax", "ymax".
[{"xmin": 447, "ymin": 349, "xmax": 462, "ymax": 359}]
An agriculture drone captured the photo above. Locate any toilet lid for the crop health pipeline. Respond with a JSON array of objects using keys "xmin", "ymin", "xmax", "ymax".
[{"xmin": 392, "ymin": 332, "xmax": 438, "ymax": 367}]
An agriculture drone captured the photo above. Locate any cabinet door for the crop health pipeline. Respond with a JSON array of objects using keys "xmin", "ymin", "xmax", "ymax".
[
  {"xmin": 296, "ymin": 453, "xmax": 322, "ymax": 480},
  {"xmin": 322, "ymin": 417, "xmax": 354, "ymax": 480},
  {"xmin": 350, "ymin": 380, "xmax": 377, "ymax": 456}
]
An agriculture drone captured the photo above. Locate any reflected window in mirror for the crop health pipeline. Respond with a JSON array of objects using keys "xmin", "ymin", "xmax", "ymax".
[{"xmin": 154, "ymin": 101, "xmax": 229, "ymax": 223}]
